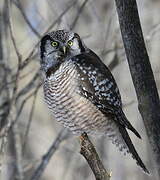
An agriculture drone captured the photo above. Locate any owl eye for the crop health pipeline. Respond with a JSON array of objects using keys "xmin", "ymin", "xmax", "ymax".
[
  {"xmin": 67, "ymin": 40, "xmax": 73, "ymax": 46},
  {"xmin": 51, "ymin": 41, "xmax": 59, "ymax": 47}
]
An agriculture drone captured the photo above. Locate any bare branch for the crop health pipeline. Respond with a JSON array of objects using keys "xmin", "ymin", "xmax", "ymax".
[
  {"xmin": 13, "ymin": 83, "xmax": 41, "ymax": 128},
  {"xmin": 80, "ymin": 133, "xmax": 111, "ymax": 180},
  {"xmin": 16, "ymin": 70, "xmax": 40, "ymax": 102},
  {"xmin": 22, "ymin": 88, "xmax": 38, "ymax": 153},
  {"xmin": 13, "ymin": 0, "xmax": 41, "ymax": 38},
  {"xmin": 7, "ymin": 0, "xmax": 22, "ymax": 65},
  {"xmin": 30, "ymin": 129, "xmax": 68, "ymax": 180},
  {"xmin": 0, "ymin": 68, "xmax": 37, "ymax": 93},
  {"xmin": 0, "ymin": 83, "xmax": 41, "ymax": 138},
  {"xmin": 70, "ymin": 0, "xmax": 89, "ymax": 30},
  {"xmin": 12, "ymin": 123, "xmax": 24, "ymax": 180},
  {"xmin": 0, "ymin": 12, "xmax": 3, "ymax": 61},
  {"xmin": 100, "ymin": 11, "xmax": 114, "ymax": 58},
  {"xmin": 107, "ymin": 53, "xmax": 119, "ymax": 71},
  {"xmin": 7, "ymin": 0, "xmax": 22, "ymax": 99},
  {"xmin": 44, "ymin": 0, "xmax": 77, "ymax": 33}
]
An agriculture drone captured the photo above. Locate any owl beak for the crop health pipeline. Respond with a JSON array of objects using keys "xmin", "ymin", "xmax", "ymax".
[{"xmin": 62, "ymin": 46, "xmax": 67, "ymax": 55}]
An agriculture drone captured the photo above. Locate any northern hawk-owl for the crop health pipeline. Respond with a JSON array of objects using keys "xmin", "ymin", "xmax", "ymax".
[{"xmin": 39, "ymin": 30, "xmax": 149, "ymax": 174}]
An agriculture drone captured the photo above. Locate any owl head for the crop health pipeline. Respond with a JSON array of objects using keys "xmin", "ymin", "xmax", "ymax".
[{"xmin": 40, "ymin": 30, "xmax": 87, "ymax": 74}]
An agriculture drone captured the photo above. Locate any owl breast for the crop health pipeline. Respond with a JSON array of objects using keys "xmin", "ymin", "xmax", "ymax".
[{"xmin": 43, "ymin": 60, "xmax": 118, "ymax": 136}]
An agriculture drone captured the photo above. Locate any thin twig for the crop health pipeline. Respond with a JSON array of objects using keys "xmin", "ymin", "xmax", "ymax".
[
  {"xmin": 108, "ymin": 53, "xmax": 119, "ymax": 71},
  {"xmin": 0, "ymin": 12, "xmax": 3, "ymax": 61},
  {"xmin": 70, "ymin": 0, "xmax": 89, "ymax": 30},
  {"xmin": 22, "ymin": 88, "xmax": 38, "ymax": 153},
  {"xmin": 15, "ymin": 70, "xmax": 40, "ymax": 102},
  {"xmin": 7, "ymin": 1, "xmax": 22, "ymax": 65},
  {"xmin": 0, "ymin": 67, "xmax": 38, "ymax": 93},
  {"xmin": 0, "ymin": 83, "xmax": 41, "ymax": 138},
  {"xmin": 30, "ymin": 129, "xmax": 68, "ymax": 180},
  {"xmin": 100, "ymin": 10, "xmax": 114, "ymax": 58},
  {"xmin": 12, "ymin": 123, "xmax": 24, "ymax": 180},
  {"xmin": 80, "ymin": 133, "xmax": 111, "ymax": 180},
  {"xmin": 7, "ymin": 0, "xmax": 21, "ymax": 96},
  {"xmin": 13, "ymin": 0, "xmax": 41, "ymax": 38},
  {"xmin": 13, "ymin": 83, "xmax": 41, "ymax": 128}
]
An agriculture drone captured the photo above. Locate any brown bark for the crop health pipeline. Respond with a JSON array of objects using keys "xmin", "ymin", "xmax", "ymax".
[{"xmin": 80, "ymin": 133, "xmax": 111, "ymax": 180}]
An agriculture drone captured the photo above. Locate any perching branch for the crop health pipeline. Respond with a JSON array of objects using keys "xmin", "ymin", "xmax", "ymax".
[
  {"xmin": 114, "ymin": 0, "xmax": 160, "ymax": 177},
  {"xmin": 80, "ymin": 133, "xmax": 111, "ymax": 180}
]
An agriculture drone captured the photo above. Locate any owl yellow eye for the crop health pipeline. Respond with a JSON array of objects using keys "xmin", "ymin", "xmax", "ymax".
[
  {"xmin": 67, "ymin": 40, "xmax": 73, "ymax": 46},
  {"xmin": 51, "ymin": 41, "xmax": 59, "ymax": 47}
]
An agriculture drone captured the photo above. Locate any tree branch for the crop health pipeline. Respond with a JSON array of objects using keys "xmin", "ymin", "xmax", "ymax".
[
  {"xmin": 80, "ymin": 133, "xmax": 111, "ymax": 180},
  {"xmin": 114, "ymin": 0, "xmax": 160, "ymax": 176},
  {"xmin": 70, "ymin": 0, "xmax": 89, "ymax": 30},
  {"xmin": 30, "ymin": 129, "xmax": 68, "ymax": 180},
  {"xmin": 14, "ymin": 0, "xmax": 41, "ymax": 38}
]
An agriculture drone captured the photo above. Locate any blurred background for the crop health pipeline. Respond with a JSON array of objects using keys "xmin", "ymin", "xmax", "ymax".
[{"xmin": 0, "ymin": 0, "xmax": 160, "ymax": 180}]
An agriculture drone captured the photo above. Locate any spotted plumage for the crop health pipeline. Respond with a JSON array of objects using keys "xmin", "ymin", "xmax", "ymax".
[{"xmin": 39, "ymin": 29, "xmax": 149, "ymax": 174}]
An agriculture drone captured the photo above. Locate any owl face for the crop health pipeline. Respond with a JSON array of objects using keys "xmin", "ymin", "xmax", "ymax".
[{"xmin": 40, "ymin": 30, "xmax": 86, "ymax": 74}]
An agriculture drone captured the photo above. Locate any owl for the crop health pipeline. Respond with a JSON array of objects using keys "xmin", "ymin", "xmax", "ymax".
[{"xmin": 39, "ymin": 29, "xmax": 149, "ymax": 174}]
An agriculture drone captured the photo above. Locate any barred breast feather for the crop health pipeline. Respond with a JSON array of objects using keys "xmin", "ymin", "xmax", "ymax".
[{"xmin": 44, "ymin": 59, "xmax": 129, "ymax": 153}]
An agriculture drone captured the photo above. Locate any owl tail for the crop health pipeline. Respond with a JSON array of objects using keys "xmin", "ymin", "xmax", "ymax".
[
  {"xmin": 117, "ymin": 110, "xmax": 142, "ymax": 139},
  {"xmin": 119, "ymin": 125, "xmax": 150, "ymax": 174}
]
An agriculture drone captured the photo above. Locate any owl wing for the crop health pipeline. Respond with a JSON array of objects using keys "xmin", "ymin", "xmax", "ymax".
[{"xmin": 72, "ymin": 50, "xmax": 141, "ymax": 139}]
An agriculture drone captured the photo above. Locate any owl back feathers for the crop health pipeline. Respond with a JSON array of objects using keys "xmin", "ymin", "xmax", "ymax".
[{"xmin": 40, "ymin": 30, "xmax": 149, "ymax": 174}]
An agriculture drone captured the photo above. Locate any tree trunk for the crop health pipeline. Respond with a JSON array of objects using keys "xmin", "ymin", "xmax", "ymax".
[{"xmin": 114, "ymin": 0, "xmax": 160, "ymax": 177}]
